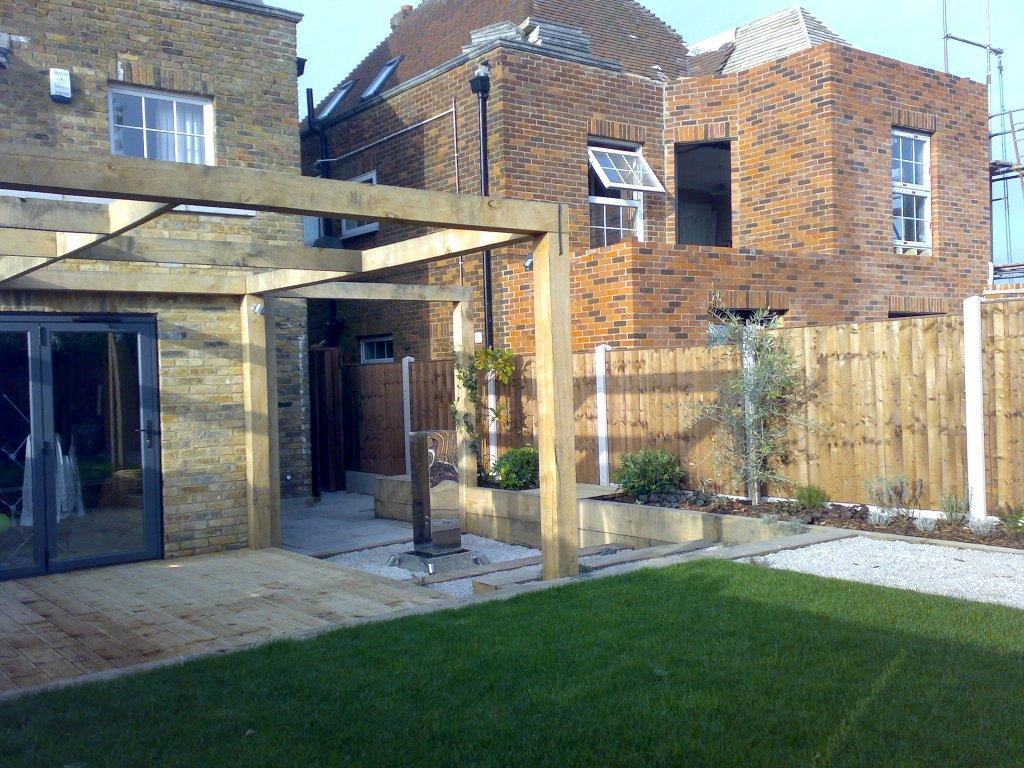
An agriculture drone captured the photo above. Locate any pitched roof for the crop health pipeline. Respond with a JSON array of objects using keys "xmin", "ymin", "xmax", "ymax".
[
  {"xmin": 313, "ymin": 0, "xmax": 687, "ymax": 121},
  {"xmin": 686, "ymin": 6, "xmax": 846, "ymax": 76}
]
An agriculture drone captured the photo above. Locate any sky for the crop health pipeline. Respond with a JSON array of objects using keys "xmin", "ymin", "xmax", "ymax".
[{"xmin": 278, "ymin": 0, "xmax": 1024, "ymax": 263}]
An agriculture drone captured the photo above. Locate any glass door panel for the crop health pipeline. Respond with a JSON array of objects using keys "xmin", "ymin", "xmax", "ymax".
[
  {"xmin": 0, "ymin": 331, "xmax": 40, "ymax": 576},
  {"xmin": 48, "ymin": 330, "xmax": 147, "ymax": 564}
]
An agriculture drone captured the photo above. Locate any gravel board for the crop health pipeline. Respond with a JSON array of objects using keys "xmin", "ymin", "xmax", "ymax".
[
  {"xmin": 749, "ymin": 536, "xmax": 1024, "ymax": 609},
  {"xmin": 327, "ymin": 535, "xmax": 540, "ymax": 590}
]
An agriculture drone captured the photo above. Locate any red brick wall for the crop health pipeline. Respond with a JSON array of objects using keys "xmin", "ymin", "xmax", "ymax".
[{"xmin": 305, "ymin": 41, "xmax": 990, "ymax": 359}]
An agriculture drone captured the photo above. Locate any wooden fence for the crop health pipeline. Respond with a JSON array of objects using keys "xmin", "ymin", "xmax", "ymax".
[{"xmin": 334, "ymin": 298, "xmax": 1024, "ymax": 512}]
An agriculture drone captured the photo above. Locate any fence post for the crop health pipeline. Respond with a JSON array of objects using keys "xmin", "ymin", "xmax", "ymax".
[
  {"xmin": 487, "ymin": 377, "xmax": 498, "ymax": 470},
  {"xmin": 595, "ymin": 343, "xmax": 612, "ymax": 485},
  {"xmin": 402, "ymin": 355, "xmax": 415, "ymax": 477},
  {"xmin": 963, "ymin": 296, "xmax": 987, "ymax": 519}
]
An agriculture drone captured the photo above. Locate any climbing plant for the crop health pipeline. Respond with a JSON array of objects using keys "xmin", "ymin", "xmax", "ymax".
[{"xmin": 451, "ymin": 347, "xmax": 517, "ymax": 477}]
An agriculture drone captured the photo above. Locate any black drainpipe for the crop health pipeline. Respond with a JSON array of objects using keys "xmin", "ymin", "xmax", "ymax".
[
  {"xmin": 470, "ymin": 62, "xmax": 494, "ymax": 348},
  {"xmin": 306, "ymin": 87, "xmax": 334, "ymax": 238}
]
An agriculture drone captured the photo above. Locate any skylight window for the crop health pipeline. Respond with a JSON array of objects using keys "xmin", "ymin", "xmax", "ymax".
[
  {"xmin": 587, "ymin": 147, "xmax": 665, "ymax": 193},
  {"xmin": 361, "ymin": 56, "xmax": 402, "ymax": 100},
  {"xmin": 320, "ymin": 81, "xmax": 354, "ymax": 118}
]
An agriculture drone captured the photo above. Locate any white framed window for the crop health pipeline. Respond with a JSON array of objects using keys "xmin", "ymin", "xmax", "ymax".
[
  {"xmin": 587, "ymin": 143, "xmax": 662, "ymax": 248},
  {"xmin": 320, "ymin": 81, "xmax": 354, "ymax": 118},
  {"xmin": 360, "ymin": 335, "xmax": 394, "ymax": 364},
  {"xmin": 587, "ymin": 146, "xmax": 665, "ymax": 193},
  {"xmin": 341, "ymin": 170, "xmax": 380, "ymax": 239},
  {"xmin": 892, "ymin": 129, "xmax": 931, "ymax": 249},
  {"xmin": 361, "ymin": 57, "xmax": 402, "ymax": 101},
  {"xmin": 109, "ymin": 85, "xmax": 214, "ymax": 166}
]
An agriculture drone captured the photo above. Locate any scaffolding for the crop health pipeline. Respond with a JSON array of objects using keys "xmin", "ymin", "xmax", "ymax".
[{"xmin": 943, "ymin": 0, "xmax": 1024, "ymax": 282}]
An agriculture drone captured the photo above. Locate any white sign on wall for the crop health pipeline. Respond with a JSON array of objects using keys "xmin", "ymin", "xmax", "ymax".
[{"xmin": 49, "ymin": 68, "xmax": 71, "ymax": 103}]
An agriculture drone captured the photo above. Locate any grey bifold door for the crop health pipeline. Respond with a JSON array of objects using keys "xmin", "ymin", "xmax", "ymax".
[{"xmin": 0, "ymin": 315, "xmax": 162, "ymax": 580}]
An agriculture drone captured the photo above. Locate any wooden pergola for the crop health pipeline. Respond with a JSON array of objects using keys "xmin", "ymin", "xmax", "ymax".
[{"xmin": 0, "ymin": 144, "xmax": 579, "ymax": 579}]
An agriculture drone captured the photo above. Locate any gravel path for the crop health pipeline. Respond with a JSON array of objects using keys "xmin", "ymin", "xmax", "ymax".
[
  {"xmin": 327, "ymin": 535, "xmax": 540, "ymax": 593},
  {"xmin": 751, "ymin": 536, "xmax": 1024, "ymax": 609}
]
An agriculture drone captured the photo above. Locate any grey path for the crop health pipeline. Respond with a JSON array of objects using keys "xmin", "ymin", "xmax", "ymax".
[{"xmin": 282, "ymin": 491, "xmax": 411, "ymax": 558}]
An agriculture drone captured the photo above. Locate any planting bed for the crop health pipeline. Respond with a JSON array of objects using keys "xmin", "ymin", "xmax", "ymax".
[{"xmin": 598, "ymin": 490, "xmax": 1024, "ymax": 550}]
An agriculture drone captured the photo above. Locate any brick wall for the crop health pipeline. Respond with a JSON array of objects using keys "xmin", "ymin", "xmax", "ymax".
[
  {"xmin": 307, "ymin": 40, "xmax": 990, "ymax": 360},
  {"xmin": 0, "ymin": 0, "xmax": 307, "ymax": 556}
]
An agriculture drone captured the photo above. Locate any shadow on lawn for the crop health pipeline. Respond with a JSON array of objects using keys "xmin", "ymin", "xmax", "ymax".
[{"xmin": 2, "ymin": 559, "xmax": 1023, "ymax": 768}]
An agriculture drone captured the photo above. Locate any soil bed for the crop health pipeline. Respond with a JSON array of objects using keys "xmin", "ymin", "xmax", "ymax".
[{"xmin": 598, "ymin": 490, "xmax": 1024, "ymax": 550}]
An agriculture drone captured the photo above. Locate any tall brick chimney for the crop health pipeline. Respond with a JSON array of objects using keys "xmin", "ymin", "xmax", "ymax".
[{"xmin": 391, "ymin": 5, "xmax": 413, "ymax": 30}]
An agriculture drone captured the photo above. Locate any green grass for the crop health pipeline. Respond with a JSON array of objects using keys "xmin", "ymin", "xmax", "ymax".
[{"xmin": 3, "ymin": 559, "xmax": 1024, "ymax": 767}]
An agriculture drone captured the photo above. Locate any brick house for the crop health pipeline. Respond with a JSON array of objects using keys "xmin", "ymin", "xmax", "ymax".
[
  {"xmin": 0, "ymin": 0, "xmax": 310, "ymax": 578},
  {"xmin": 300, "ymin": 1, "xmax": 990, "ymax": 361}
]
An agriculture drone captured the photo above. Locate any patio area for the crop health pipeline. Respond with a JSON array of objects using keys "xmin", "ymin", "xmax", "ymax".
[{"xmin": 0, "ymin": 548, "xmax": 451, "ymax": 695}]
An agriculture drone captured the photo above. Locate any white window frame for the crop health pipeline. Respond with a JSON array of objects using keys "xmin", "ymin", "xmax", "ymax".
[
  {"xmin": 588, "ymin": 195, "xmax": 644, "ymax": 247},
  {"xmin": 340, "ymin": 170, "xmax": 380, "ymax": 239},
  {"xmin": 320, "ymin": 81, "xmax": 354, "ymax": 118},
  {"xmin": 360, "ymin": 335, "xmax": 395, "ymax": 364},
  {"xmin": 108, "ymin": 84, "xmax": 216, "ymax": 167},
  {"xmin": 587, "ymin": 142, "xmax": 654, "ymax": 247},
  {"xmin": 587, "ymin": 146, "xmax": 666, "ymax": 193},
  {"xmin": 892, "ymin": 128, "xmax": 932, "ymax": 250},
  {"xmin": 361, "ymin": 57, "xmax": 402, "ymax": 101}
]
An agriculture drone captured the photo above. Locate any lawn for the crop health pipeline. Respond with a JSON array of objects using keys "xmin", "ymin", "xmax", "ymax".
[{"xmin": 3, "ymin": 558, "xmax": 1024, "ymax": 767}]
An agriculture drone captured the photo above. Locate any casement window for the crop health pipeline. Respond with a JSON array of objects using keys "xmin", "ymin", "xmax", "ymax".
[
  {"xmin": 109, "ymin": 86, "xmax": 214, "ymax": 166},
  {"xmin": 676, "ymin": 141, "xmax": 733, "ymax": 247},
  {"xmin": 360, "ymin": 335, "xmax": 395, "ymax": 364},
  {"xmin": 892, "ymin": 129, "xmax": 931, "ymax": 250},
  {"xmin": 587, "ymin": 144, "xmax": 664, "ymax": 249},
  {"xmin": 340, "ymin": 170, "xmax": 380, "ymax": 239},
  {"xmin": 361, "ymin": 57, "xmax": 402, "ymax": 101}
]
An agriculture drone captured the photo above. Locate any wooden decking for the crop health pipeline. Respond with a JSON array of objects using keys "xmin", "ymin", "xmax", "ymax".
[{"xmin": 0, "ymin": 548, "xmax": 452, "ymax": 694}]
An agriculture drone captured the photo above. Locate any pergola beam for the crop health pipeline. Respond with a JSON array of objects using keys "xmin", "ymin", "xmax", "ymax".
[
  {"xmin": 0, "ymin": 144, "xmax": 560, "ymax": 233},
  {"xmin": 0, "ymin": 200, "xmax": 174, "ymax": 282},
  {"xmin": 278, "ymin": 282, "xmax": 472, "ymax": 303},
  {"xmin": 3, "ymin": 270, "xmax": 247, "ymax": 295},
  {"xmin": 0, "ymin": 197, "xmax": 111, "ymax": 233},
  {"xmin": 246, "ymin": 269, "xmax": 351, "ymax": 295},
  {"xmin": 360, "ymin": 229, "xmax": 533, "ymax": 276}
]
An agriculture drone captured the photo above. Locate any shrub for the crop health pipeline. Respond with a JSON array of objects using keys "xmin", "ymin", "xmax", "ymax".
[
  {"xmin": 614, "ymin": 450, "xmax": 686, "ymax": 502},
  {"xmin": 794, "ymin": 484, "xmax": 828, "ymax": 510},
  {"xmin": 867, "ymin": 508, "xmax": 895, "ymax": 526},
  {"xmin": 491, "ymin": 446, "xmax": 539, "ymax": 491},
  {"xmin": 969, "ymin": 517, "xmax": 997, "ymax": 538},
  {"xmin": 940, "ymin": 492, "xmax": 971, "ymax": 528},
  {"xmin": 866, "ymin": 476, "xmax": 923, "ymax": 523},
  {"xmin": 914, "ymin": 516, "xmax": 937, "ymax": 533}
]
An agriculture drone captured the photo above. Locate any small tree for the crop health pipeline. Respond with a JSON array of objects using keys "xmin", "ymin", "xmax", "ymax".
[{"xmin": 693, "ymin": 306, "xmax": 814, "ymax": 505}]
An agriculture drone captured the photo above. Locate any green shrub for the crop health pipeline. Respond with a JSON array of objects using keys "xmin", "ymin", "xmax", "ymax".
[
  {"xmin": 614, "ymin": 451, "xmax": 686, "ymax": 501},
  {"xmin": 491, "ymin": 446, "xmax": 539, "ymax": 490},
  {"xmin": 866, "ymin": 476, "xmax": 924, "ymax": 522},
  {"xmin": 794, "ymin": 484, "xmax": 828, "ymax": 510},
  {"xmin": 940, "ymin": 491, "xmax": 971, "ymax": 528}
]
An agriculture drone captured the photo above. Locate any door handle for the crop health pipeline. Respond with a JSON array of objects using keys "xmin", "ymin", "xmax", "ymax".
[{"xmin": 135, "ymin": 419, "xmax": 161, "ymax": 448}]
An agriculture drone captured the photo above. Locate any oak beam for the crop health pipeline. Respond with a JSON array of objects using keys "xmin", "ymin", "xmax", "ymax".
[
  {"xmin": 0, "ymin": 144, "xmax": 560, "ymax": 233},
  {"xmin": 0, "ymin": 197, "xmax": 110, "ymax": 233},
  {"xmin": 360, "ymin": 229, "xmax": 533, "ymax": 275},
  {"xmin": 278, "ymin": 282, "xmax": 471, "ymax": 303},
  {"xmin": 246, "ymin": 269, "xmax": 352, "ymax": 295},
  {"xmin": 0, "ymin": 200, "xmax": 174, "ymax": 283},
  {"xmin": 532, "ymin": 230, "xmax": 579, "ymax": 580},
  {"xmin": 241, "ymin": 295, "xmax": 282, "ymax": 549},
  {"xmin": 1, "ymin": 270, "xmax": 247, "ymax": 295}
]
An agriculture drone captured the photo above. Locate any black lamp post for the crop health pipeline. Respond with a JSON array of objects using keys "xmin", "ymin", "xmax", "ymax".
[{"xmin": 470, "ymin": 60, "xmax": 494, "ymax": 349}]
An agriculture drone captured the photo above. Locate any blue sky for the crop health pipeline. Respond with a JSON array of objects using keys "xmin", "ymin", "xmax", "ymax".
[{"xmin": 279, "ymin": 0, "xmax": 1024, "ymax": 263}]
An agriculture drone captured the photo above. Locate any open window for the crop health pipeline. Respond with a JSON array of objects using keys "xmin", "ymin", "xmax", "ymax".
[
  {"xmin": 340, "ymin": 170, "xmax": 380, "ymax": 239},
  {"xmin": 587, "ymin": 144, "xmax": 664, "ymax": 249},
  {"xmin": 676, "ymin": 142, "xmax": 732, "ymax": 247}
]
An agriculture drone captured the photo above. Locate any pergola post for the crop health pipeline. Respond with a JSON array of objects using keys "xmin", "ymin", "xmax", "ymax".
[
  {"xmin": 532, "ymin": 230, "xmax": 579, "ymax": 579},
  {"xmin": 453, "ymin": 299, "xmax": 478, "ymax": 529},
  {"xmin": 240, "ymin": 294, "xmax": 282, "ymax": 548}
]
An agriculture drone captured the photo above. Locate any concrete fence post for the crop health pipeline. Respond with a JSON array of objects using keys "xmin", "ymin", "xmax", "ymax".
[
  {"xmin": 595, "ymin": 343, "xmax": 612, "ymax": 485},
  {"xmin": 402, "ymin": 355, "xmax": 415, "ymax": 476},
  {"xmin": 963, "ymin": 296, "xmax": 987, "ymax": 519},
  {"xmin": 487, "ymin": 377, "xmax": 498, "ymax": 470}
]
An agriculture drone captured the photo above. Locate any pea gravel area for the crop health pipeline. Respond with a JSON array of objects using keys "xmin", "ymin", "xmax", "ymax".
[{"xmin": 751, "ymin": 536, "xmax": 1024, "ymax": 610}]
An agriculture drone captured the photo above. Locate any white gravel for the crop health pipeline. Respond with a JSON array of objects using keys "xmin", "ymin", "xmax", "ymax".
[
  {"xmin": 751, "ymin": 536, "xmax": 1024, "ymax": 609},
  {"xmin": 327, "ymin": 535, "xmax": 540, "ymax": 595}
]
